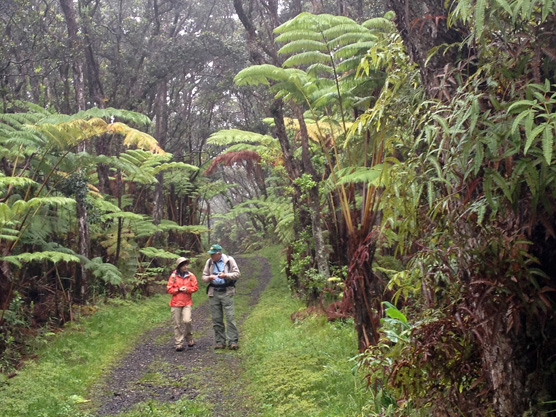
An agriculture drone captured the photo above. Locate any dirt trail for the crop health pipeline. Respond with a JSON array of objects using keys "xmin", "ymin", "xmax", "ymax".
[{"xmin": 89, "ymin": 256, "xmax": 271, "ymax": 417}]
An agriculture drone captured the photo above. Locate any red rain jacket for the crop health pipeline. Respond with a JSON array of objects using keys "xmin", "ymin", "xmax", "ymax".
[{"xmin": 167, "ymin": 270, "xmax": 198, "ymax": 307}]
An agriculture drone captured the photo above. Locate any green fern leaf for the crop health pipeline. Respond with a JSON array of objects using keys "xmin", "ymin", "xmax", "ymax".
[
  {"xmin": 322, "ymin": 23, "xmax": 368, "ymax": 41},
  {"xmin": 329, "ymin": 32, "xmax": 377, "ymax": 49},
  {"xmin": 139, "ymin": 247, "xmax": 181, "ymax": 259},
  {"xmin": 1, "ymin": 251, "xmax": 80, "ymax": 268},
  {"xmin": 0, "ymin": 177, "xmax": 38, "ymax": 188},
  {"xmin": 208, "ymin": 129, "xmax": 276, "ymax": 146},
  {"xmin": 306, "ymin": 63, "xmax": 334, "ymax": 77},
  {"xmin": 361, "ymin": 17, "xmax": 396, "ymax": 32},
  {"xmin": 282, "ymin": 51, "xmax": 331, "ymax": 68},
  {"xmin": 151, "ymin": 162, "xmax": 198, "ymax": 175},
  {"xmin": 278, "ymin": 40, "xmax": 327, "ymax": 55},
  {"xmin": 275, "ymin": 30, "xmax": 323, "ymax": 43},
  {"xmin": 334, "ymin": 42, "xmax": 376, "ymax": 60},
  {"xmin": 336, "ymin": 166, "xmax": 384, "ymax": 186},
  {"xmin": 85, "ymin": 257, "xmax": 123, "ymax": 285},
  {"xmin": 475, "ymin": 0, "xmax": 486, "ymax": 39},
  {"xmin": 542, "ymin": 125, "xmax": 553, "ymax": 164}
]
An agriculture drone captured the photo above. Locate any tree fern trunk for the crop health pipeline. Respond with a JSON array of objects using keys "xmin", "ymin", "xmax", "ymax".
[{"xmin": 386, "ymin": 0, "xmax": 467, "ymax": 99}]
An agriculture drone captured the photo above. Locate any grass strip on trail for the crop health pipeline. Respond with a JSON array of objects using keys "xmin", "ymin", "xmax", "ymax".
[{"xmin": 240, "ymin": 245, "xmax": 374, "ymax": 417}]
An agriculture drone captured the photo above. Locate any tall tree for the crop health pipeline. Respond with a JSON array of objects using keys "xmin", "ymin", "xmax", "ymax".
[{"xmin": 59, "ymin": 0, "xmax": 90, "ymax": 302}]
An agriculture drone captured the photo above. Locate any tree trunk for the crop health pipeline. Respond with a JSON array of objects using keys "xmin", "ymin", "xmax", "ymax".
[
  {"xmin": 152, "ymin": 79, "xmax": 168, "ymax": 244},
  {"xmin": 296, "ymin": 107, "xmax": 330, "ymax": 280},
  {"xmin": 60, "ymin": 0, "xmax": 90, "ymax": 303},
  {"xmin": 386, "ymin": 0, "xmax": 468, "ymax": 99}
]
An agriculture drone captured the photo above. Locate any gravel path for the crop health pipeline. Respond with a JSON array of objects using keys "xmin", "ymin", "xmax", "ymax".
[{"xmin": 89, "ymin": 256, "xmax": 271, "ymax": 416}]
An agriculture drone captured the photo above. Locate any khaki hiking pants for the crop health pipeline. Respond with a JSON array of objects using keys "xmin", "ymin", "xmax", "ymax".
[
  {"xmin": 209, "ymin": 291, "xmax": 238, "ymax": 346},
  {"xmin": 171, "ymin": 306, "xmax": 193, "ymax": 348}
]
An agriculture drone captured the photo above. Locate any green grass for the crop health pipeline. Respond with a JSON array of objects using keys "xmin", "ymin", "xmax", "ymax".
[
  {"xmin": 0, "ymin": 288, "xmax": 207, "ymax": 417},
  {"xmin": 240, "ymin": 245, "xmax": 375, "ymax": 417}
]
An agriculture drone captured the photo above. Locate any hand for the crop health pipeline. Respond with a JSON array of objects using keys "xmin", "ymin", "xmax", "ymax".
[
  {"xmin": 179, "ymin": 286, "xmax": 187, "ymax": 292},
  {"xmin": 218, "ymin": 272, "xmax": 226, "ymax": 278},
  {"xmin": 208, "ymin": 275, "xmax": 217, "ymax": 281}
]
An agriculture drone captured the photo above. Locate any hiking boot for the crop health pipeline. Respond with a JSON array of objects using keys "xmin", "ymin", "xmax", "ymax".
[
  {"xmin": 229, "ymin": 343, "xmax": 239, "ymax": 350},
  {"xmin": 214, "ymin": 344, "xmax": 225, "ymax": 350},
  {"xmin": 176, "ymin": 346, "xmax": 184, "ymax": 352},
  {"xmin": 187, "ymin": 340, "xmax": 195, "ymax": 347}
]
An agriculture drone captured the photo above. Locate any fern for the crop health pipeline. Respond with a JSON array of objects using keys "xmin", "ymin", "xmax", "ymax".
[
  {"xmin": 207, "ymin": 129, "xmax": 276, "ymax": 146},
  {"xmin": 139, "ymin": 247, "xmax": 182, "ymax": 259},
  {"xmin": 335, "ymin": 165, "xmax": 385, "ymax": 186},
  {"xmin": 282, "ymin": 51, "xmax": 331, "ymax": 68},
  {"xmin": 101, "ymin": 211, "xmax": 146, "ymax": 222},
  {"xmin": 85, "ymin": 257, "xmax": 123, "ymax": 285},
  {"xmin": 1, "ymin": 251, "xmax": 81, "ymax": 268},
  {"xmin": 0, "ymin": 177, "xmax": 38, "ymax": 188},
  {"xmin": 278, "ymin": 39, "xmax": 327, "ymax": 55}
]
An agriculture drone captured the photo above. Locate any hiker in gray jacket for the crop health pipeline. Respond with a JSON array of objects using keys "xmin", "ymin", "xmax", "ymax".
[{"xmin": 202, "ymin": 244, "xmax": 241, "ymax": 350}]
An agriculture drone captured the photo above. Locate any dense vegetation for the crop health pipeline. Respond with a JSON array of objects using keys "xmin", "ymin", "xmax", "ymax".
[{"xmin": 1, "ymin": 0, "xmax": 556, "ymax": 416}]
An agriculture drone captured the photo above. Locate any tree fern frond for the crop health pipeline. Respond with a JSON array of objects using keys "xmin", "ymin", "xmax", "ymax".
[
  {"xmin": 101, "ymin": 211, "xmax": 146, "ymax": 222},
  {"xmin": 139, "ymin": 247, "xmax": 181, "ymax": 259},
  {"xmin": 335, "ymin": 165, "xmax": 384, "ymax": 186},
  {"xmin": 275, "ymin": 30, "xmax": 323, "ymax": 43},
  {"xmin": 224, "ymin": 143, "xmax": 280, "ymax": 156},
  {"xmin": 39, "ymin": 107, "xmax": 151, "ymax": 127},
  {"xmin": 282, "ymin": 51, "xmax": 331, "ymax": 68},
  {"xmin": 328, "ymin": 32, "xmax": 377, "ymax": 49},
  {"xmin": 85, "ymin": 257, "xmax": 123, "ymax": 285},
  {"xmin": 204, "ymin": 150, "xmax": 262, "ymax": 175},
  {"xmin": 361, "ymin": 17, "xmax": 396, "ymax": 32},
  {"xmin": 2, "ymin": 129, "xmax": 45, "ymax": 150},
  {"xmin": 322, "ymin": 23, "xmax": 368, "ymax": 41},
  {"xmin": 157, "ymin": 220, "xmax": 208, "ymax": 234},
  {"xmin": 10, "ymin": 197, "xmax": 75, "ymax": 216},
  {"xmin": 278, "ymin": 39, "xmax": 327, "ymax": 55},
  {"xmin": 208, "ymin": 129, "xmax": 276, "ymax": 146},
  {"xmin": 107, "ymin": 123, "xmax": 164, "ymax": 154},
  {"xmin": 307, "ymin": 63, "xmax": 334, "ymax": 77},
  {"xmin": 335, "ymin": 41, "xmax": 376, "ymax": 59},
  {"xmin": 91, "ymin": 198, "xmax": 121, "ymax": 214},
  {"xmin": 234, "ymin": 65, "xmax": 307, "ymax": 87},
  {"xmin": 151, "ymin": 162, "xmax": 198, "ymax": 175},
  {"xmin": 274, "ymin": 12, "xmax": 353, "ymax": 34},
  {"xmin": 1, "ymin": 251, "xmax": 80, "ymax": 268},
  {"xmin": 0, "ymin": 226, "xmax": 19, "ymax": 241},
  {"xmin": 335, "ymin": 56, "xmax": 366, "ymax": 74},
  {"xmin": 0, "ymin": 176, "xmax": 38, "ymax": 188}
]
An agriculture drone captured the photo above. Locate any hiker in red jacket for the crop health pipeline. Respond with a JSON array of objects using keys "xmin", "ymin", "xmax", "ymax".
[{"xmin": 167, "ymin": 257, "xmax": 198, "ymax": 351}]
